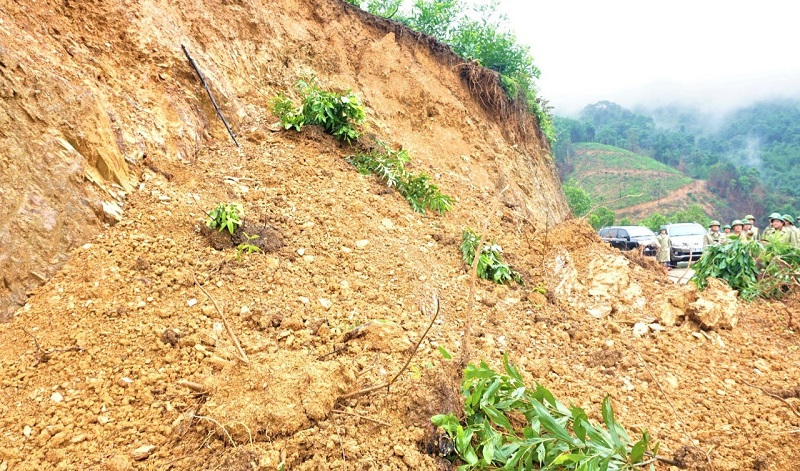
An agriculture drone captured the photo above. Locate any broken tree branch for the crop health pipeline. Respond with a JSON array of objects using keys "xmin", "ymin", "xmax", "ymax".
[
  {"xmin": 339, "ymin": 295, "xmax": 440, "ymax": 401},
  {"xmin": 192, "ymin": 271, "xmax": 250, "ymax": 364},
  {"xmin": 580, "ymin": 193, "xmax": 644, "ymax": 221},
  {"xmin": 181, "ymin": 44, "xmax": 240, "ymax": 148},
  {"xmin": 743, "ymin": 380, "xmax": 800, "ymax": 417},
  {"xmin": 332, "ymin": 409, "xmax": 391, "ymax": 426}
]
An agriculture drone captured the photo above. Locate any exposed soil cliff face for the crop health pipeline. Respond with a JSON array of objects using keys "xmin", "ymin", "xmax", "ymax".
[
  {"xmin": 1, "ymin": 1, "xmax": 798, "ymax": 471},
  {"xmin": 0, "ymin": 0, "xmax": 566, "ymax": 319}
]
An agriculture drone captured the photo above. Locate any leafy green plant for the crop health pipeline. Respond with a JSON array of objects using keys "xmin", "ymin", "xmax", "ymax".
[
  {"xmin": 347, "ymin": 144, "xmax": 454, "ymax": 214},
  {"xmin": 207, "ymin": 203, "xmax": 243, "ymax": 236},
  {"xmin": 235, "ymin": 233, "xmax": 262, "ymax": 261},
  {"xmin": 460, "ymin": 228, "xmax": 522, "ymax": 284},
  {"xmin": 692, "ymin": 238, "xmax": 800, "ymax": 300},
  {"xmin": 432, "ymin": 354, "xmax": 658, "ymax": 470},
  {"xmin": 271, "ymin": 78, "xmax": 366, "ymax": 143}
]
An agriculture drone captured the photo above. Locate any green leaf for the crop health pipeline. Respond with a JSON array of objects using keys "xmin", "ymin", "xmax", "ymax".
[
  {"xmin": 437, "ymin": 345, "xmax": 452, "ymax": 360},
  {"xmin": 630, "ymin": 438, "xmax": 647, "ymax": 463},
  {"xmin": 529, "ymin": 399, "xmax": 576, "ymax": 445},
  {"xmin": 482, "ymin": 440, "xmax": 494, "ymax": 464}
]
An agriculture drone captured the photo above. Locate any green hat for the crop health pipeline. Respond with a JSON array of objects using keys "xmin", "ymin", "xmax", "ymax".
[
  {"xmin": 782, "ymin": 214, "xmax": 795, "ymax": 224},
  {"xmin": 769, "ymin": 212, "xmax": 783, "ymax": 221},
  {"xmin": 731, "ymin": 220, "xmax": 743, "ymax": 227},
  {"xmin": 723, "ymin": 224, "xmax": 731, "ymax": 229},
  {"xmin": 709, "ymin": 220, "xmax": 720, "ymax": 227},
  {"xmin": 744, "ymin": 214, "xmax": 755, "ymax": 221}
]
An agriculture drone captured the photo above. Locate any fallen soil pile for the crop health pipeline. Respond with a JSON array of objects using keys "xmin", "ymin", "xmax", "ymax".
[{"xmin": 1, "ymin": 1, "xmax": 799, "ymax": 470}]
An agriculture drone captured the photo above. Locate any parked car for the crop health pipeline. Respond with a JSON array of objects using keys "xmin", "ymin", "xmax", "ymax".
[
  {"xmin": 662, "ymin": 222, "xmax": 706, "ymax": 263},
  {"xmin": 598, "ymin": 226, "xmax": 659, "ymax": 256}
]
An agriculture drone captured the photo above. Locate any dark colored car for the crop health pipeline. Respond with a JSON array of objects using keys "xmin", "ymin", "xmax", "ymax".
[{"xmin": 598, "ymin": 226, "xmax": 659, "ymax": 256}]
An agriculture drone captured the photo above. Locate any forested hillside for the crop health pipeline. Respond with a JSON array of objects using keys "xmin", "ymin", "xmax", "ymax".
[{"xmin": 555, "ymin": 99, "xmax": 800, "ymax": 224}]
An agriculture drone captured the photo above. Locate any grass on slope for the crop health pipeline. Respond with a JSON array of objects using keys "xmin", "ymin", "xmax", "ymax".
[{"xmin": 567, "ymin": 143, "xmax": 694, "ymax": 209}]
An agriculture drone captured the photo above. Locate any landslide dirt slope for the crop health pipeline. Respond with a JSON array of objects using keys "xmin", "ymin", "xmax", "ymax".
[
  {"xmin": 0, "ymin": 0, "xmax": 565, "ymax": 319},
  {"xmin": 1, "ymin": 1, "xmax": 799, "ymax": 471}
]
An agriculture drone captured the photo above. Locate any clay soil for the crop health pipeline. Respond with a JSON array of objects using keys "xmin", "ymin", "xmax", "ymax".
[{"xmin": 1, "ymin": 1, "xmax": 799, "ymax": 470}]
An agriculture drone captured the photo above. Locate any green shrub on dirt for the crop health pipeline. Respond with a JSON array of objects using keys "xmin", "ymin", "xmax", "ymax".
[
  {"xmin": 271, "ymin": 78, "xmax": 366, "ymax": 143},
  {"xmin": 207, "ymin": 202, "xmax": 243, "ymax": 235},
  {"xmin": 460, "ymin": 228, "xmax": 522, "ymax": 284},
  {"xmin": 347, "ymin": 144, "xmax": 453, "ymax": 214},
  {"xmin": 432, "ymin": 354, "xmax": 658, "ymax": 470},
  {"xmin": 692, "ymin": 238, "xmax": 800, "ymax": 300}
]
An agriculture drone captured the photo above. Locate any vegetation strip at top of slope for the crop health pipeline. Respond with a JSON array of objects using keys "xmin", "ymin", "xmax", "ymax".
[{"xmin": 345, "ymin": 0, "xmax": 555, "ymax": 145}]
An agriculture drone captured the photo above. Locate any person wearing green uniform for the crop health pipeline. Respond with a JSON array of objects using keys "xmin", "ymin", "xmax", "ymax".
[
  {"xmin": 763, "ymin": 213, "xmax": 793, "ymax": 245},
  {"xmin": 703, "ymin": 220, "xmax": 726, "ymax": 248},
  {"xmin": 723, "ymin": 224, "xmax": 731, "ymax": 235},
  {"xmin": 782, "ymin": 214, "xmax": 800, "ymax": 247},
  {"xmin": 656, "ymin": 227, "xmax": 671, "ymax": 266},
  {"xmin": 744, "ymin": 215, "xmax": 759, "ymax": 240},
  {"xmin": 727, "ymin": 220, "xmax": 746, "ymax": 241}
]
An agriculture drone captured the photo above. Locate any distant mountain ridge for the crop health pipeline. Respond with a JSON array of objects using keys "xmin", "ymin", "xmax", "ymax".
[{"xmin": 554, "ymin": 99, "xmax": 800, "ymax": 223}]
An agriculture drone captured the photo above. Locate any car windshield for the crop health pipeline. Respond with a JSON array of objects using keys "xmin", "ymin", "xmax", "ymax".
[
  {"xmin": 626, "ymin": 227, "xmax": 654, "ymax": 238},
  {"xmin": 669, "ymin": 225, "xmax": 705, "ymax": 236}
]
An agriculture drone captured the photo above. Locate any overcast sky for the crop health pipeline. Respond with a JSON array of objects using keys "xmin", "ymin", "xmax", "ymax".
[{"xmin": 500, "ymin": 0, "xmax": 800, "ymax": 116}]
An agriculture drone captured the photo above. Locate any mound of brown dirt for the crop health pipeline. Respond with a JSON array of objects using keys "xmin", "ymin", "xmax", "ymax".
[{"xmin": 1, "ymin": 1, "xmax": 799, "ymax": 470}]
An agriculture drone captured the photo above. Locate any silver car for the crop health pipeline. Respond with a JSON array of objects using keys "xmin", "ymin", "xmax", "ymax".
[{"xmin": 662, "ymin": 223, "xmax": 706, "ymax": 263}]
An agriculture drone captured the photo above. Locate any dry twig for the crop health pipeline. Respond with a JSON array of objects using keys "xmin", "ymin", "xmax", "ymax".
[
  {"xmin": 743, "ymin": 380, "xmax": 800, "ymax": 417},
  {"xmin": 331, "ymin": 409, "xmax": 391, "ymax": 426},
  {"xmin": 460, "ymin": 185, "xmax": 509, "ymax": 368},
  {"xmin": 580, "ymin": 193, "xmax": 643, "ymax": 220},
  {"xmin": 192, "ymin": 271, "xmax": 250, "ymax": 364},
  {"xmin": 339, "ymin": 295, "xmax": 440, "ymax": 401}
]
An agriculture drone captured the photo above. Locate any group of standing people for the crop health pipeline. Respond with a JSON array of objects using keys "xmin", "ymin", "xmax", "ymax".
[
  {"xmin": 709, "ymin": 213, "xmax": 800, "ymax": 247},
  {"xmin": 654, "ymin": 213, "xmax": 800, "ymax": 266}
]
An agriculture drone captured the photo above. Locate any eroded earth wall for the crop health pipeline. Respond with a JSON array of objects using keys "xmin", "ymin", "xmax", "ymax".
[{"xmin": 0, "ymin": 0, "xmax": 568, "ymax": 319}]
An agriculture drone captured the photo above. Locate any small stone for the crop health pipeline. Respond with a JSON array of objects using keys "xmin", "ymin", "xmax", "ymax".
[
  {"xmin": 132, "ymin": 445, "xmax": 156, "ymax": 461},
  {"xmin": 303, "ymin": 255, "xmax": 315, "ymax": 263},
  {"xmin": 340, "ymin": 246, "xmax": 352, "ymax": 253},
  {"xmin": 102, "ymin": 201, "xmax": 123, "ymax": 223},
  {"xmin": 117, "ymin": 377, "xmax": 134, "ymax": 388},
  {"xmin": 297, "ymin": 248, "xmax": 305, "ymax": 256},
  {"xmin": 381, "ymin": 218, "xmax": 395, "ymax": 229},
  {"xmin": 71, "ymin": 434, "xmax": 86, "ymax": 444},
  {"xmin": 187, "ymin": 298, "xmax": 198, "ymax": 307},
  {"xmin": 97, "ymin": 415, "xmax": 111, "ymax": 425},
  {"xmin": 51, "ymin": 392, "xmax": 63, "ymax": 403},
  {"xmin": 319, "ymin": 298, "xmax": 333, "ymax": 310},
  {"xmin": 23, "ymin": 425, "xmax": 32, "ymax": 437},
  {"xmin": 201, "ymin": 305, "xmax": 214, "ymax": 316},
  {"xmin": 393, "ymin": 445, "xmax": 405, "ymax": 456},
  {"xmin": 355, "ymin": 239, "xmax": 369, "ymax": 249},
  {"xmin": 632, "ymin": 323, "xmax": 649, "ymax": 338},
  {"xmin": 240, "ymin": 306, "xmax": 250, "ymax": 315},
  {"xmin": 298, "ymin": 296, "xmax": 310, "ymax": 305}
]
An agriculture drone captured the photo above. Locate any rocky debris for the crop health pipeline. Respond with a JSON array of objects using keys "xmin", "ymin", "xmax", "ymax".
[
  {"xmin": 131, "ymin": 445, "xmax": 156, "ymax": 461},
  {"xmin": 359, "ymin": 321, "xmax": 412, "ymax": 353},
  {"xmin": 687, "ymin": 278, "xmax": 740, "ymax": 330},
  {"xmin": 582, "ymin": 253, "xmax": 646, "ymax": 321}
]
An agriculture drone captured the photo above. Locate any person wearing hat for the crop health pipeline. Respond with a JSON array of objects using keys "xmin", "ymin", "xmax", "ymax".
[
  {"xmin": 763, "ymin": 213, "xmax": 793, "ymax": 245},
  {"xmin": 656, "ymin": 227, "xmax": 671, "ymax": 266},
  {"xmin": 727, "ymin": 220, "xmax": 746, "ymax": 241},
  {"xmin": 743, "ymin": 215, "xmax": 758, "ymax": 240},
  {"xmin": 703, "ymin": 220, "xmax": 726, "ymax": 248},
  {"xmin": 782, "ymin": 214, "xmax": 800, "ymax": 247},
  {"xmin": 723, "ymin": 224, "xmax": 732, "ymax": 235}
]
